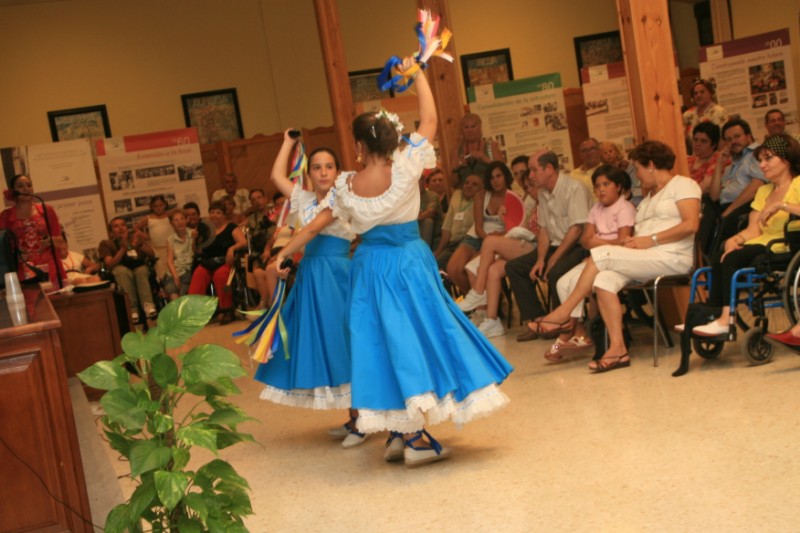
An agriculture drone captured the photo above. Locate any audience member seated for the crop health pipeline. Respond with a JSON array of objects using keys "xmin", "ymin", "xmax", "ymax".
[
  {"xmin": 703, "ymin": 118, "xmax": 767, "ymax": 253},
  {"xmin": 457, "ymin": 172, "xmax": 539, "ymax": 338},
  {"xmin": 529, "ymin": 141, "xmax": 700, "ymax": 372},
  {"xmin": 188, "ymin": 201, "xmax": 247, "ymax": 324},
  {"xmin": 134, "ymin": 194, "xmax": 173, "ymax": 280},
  {"xmin": 433, "ymin": 174, "xmax": 481, "ymax": 270},
  {"xmin": 763, "ymin": 108, "xmax": 800, "ymax": 141},
  {"xmin": 211, "ymin": 172, "xmax": 251, "ymax": 216},
  {"xmin": 451, "ymin": 113, "xmax": 502, "ymax": 189},
  {"xmin": 691, "ymin": 134, "xmax": 800, "ymax": 337},
  {"xmin": 508, "ymin": 150, "xmax": 592, "ymax": 340},
  {"xmin": 683, "ymin": 78, "xmax": 728, "ymax": 146},
  {"xmin": 221, "ymin": 194, "xmax": 243, "ymax": 225},
  {"xmin": 418, "ymin": 173, "xmax": 444, "ymax": 250},
  {"xmin": 539, "ymin": 166, "xmax": 635, "ymax": 361},
  {"xmin": 244, "ymin": 188, "xmax": 277, "ymax": 257},
  {"xmin": 425, "ymin": 167, "xmax": 449, "ymax": 213},
  {"xmin": 55, "ymin": 234, "xmax": 101, "ymax": 285},
  {"xmin": 183, "ymin": 201, "xmax": 213, "ymax": 252},
  {"xmin": 446, "ymin": 163, "xmax": 516, "ymax": 295},
  {"xmin": 688, "ymin": 122, "xmax": 721, "ymax": 194},
  {"xmin": 570, "ymin": 138, "xmax": 603, "ymax": 193},
  {"xmin": 599, "ymin": 141, "xmax": 640, "ymax": 202},
  {"xmin": 164, "ymin": 210, "xmax": 193, "ymax": 300},
  {"xmin": 98, "ymin": 217, "xmax": 158, "ymax": 323},
  {"xmin": 0, "ymin": 174, "xmax": 65, "ymax": 286}
]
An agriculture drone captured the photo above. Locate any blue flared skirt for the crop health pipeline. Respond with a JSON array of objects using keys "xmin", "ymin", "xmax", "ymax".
[
  {"xmin": 348, "ymin": 221, "xmax": 513, "ymax": 433},
  {"xmin": 254, "ymin": 235, "xmax": 351, "ymax": 409}
]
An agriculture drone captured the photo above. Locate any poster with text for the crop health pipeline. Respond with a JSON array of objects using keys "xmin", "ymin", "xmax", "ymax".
[
  {"xmin": 468, "ymin": 73, "xmax": 573, "ymax": 169},
  {"xmin": 96, "ymin": 128, "xmax": 208, "ymax": 229},
  {"xmin": 699, "ymin": 28, "xmax": 797, "ymax": 138},
  {"xmin": 581, "ymin": 63, "xmax": 635, "ymax": 153},
  {"xmin": 1, "ymin": 139, "xmax": 107, "ymax": 259}
]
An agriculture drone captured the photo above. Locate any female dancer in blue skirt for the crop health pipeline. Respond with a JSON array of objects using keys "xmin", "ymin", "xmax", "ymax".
[
  {"xmin": 254, "ymin": 132, "xmax": 365, "ymax": 448},
  {"xmin": 276, "ymin": 57, "xmax": 513, "ymax": 466}
]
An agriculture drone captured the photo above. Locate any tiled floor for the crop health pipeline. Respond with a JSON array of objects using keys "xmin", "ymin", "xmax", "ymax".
[{"xmin": 76, "ymin": 318, "xmax": 800, "ymax": 532}]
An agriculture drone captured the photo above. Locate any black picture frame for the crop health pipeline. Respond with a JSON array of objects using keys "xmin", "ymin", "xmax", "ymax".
[
  {"xmin": 573, "ymin": 31, "xmax": 624, "ymax": 80},
  {"xmin": 348, "ymin": 68, "xmax": 393, "ymax": 103},
  {"xmin": 460, "ymin": 49, "xmax": 513, "ymax": 93},
  {"xmin": 181, "ymin": 88, "xmax": 244, "ymax": 145},
  {"xmin": 47, "ymin": 105, "xmax": 111, "ymax": 142}
]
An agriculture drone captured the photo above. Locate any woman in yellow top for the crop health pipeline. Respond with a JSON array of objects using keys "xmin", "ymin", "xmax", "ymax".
[{"xmin": 694, "ymin": 134, "xmax": 800, "ymax": 336}]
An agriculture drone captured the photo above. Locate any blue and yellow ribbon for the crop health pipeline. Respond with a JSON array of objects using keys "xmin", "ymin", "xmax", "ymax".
[{"xmin": 233, "ymin": 278, "xmax": 290, "ymax": 363}]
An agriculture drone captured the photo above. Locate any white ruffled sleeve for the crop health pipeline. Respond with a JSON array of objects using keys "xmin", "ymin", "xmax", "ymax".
[
  {"xmin": 289, "ymin": 182, "xmax": 305, "ymax": 217},
  {"xmin": 331, "ymin": 171, "xmax": 355, "ymax": 225}
]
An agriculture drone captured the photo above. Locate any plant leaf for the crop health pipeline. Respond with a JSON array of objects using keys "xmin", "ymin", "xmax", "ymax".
[
  {"xmin": 183, "ymin": 492, "xmax": 209, "ymax": 522},
  {"xmin": 185, "ymin": 378, "xmax": 240, "ymax": 398},
  {"xmin": 215, "ymin": 430, "xmax": 256, "ymax": 450},
  {"xmin": 78, "ymin": 360, "xmax": 130, "ymax": 390},
  {"xmin": 215, "ymin": 482, "xmax": 253, "ymax": 515},
  {"xmin": 121, "ymin": 330, "xmax": 164, "ymax": 362},
  {"xmin": 129, "ymin": 440, "xmax": 172, "ymax": 477},
  {"xmin": 150, "ymin": 412, "xmax": 174, "ymax": 435},
  {"xmin": 104, "ymin": 430, "xmax": 133, "ymax": 459},
  {"xmin": 157, "ymin": 295, "xmax": 218, "ymax": 348},
  {"xmin": 176, "ymin": 516, "xmax": 204, "ymax": 533},
  {"xmin": 177, "ymin": 425, "xmax": 218, "ymax": 454},
  {"xmin": 101, "ymin": 388, "xmax": 146, "ymax": 430},
  {"xmin": 172, "ymin": 447, "xmax": 191, "ymax": 470},
  {"xmin": 207, "ymin": 408, "xmax": 252, "ymax": 429},
  {"xmin": 128, "ymin": 476, "xmax": 157, "ymax": 520},
  {"xmin": 181, "ymin": 345, "xmax": 246, "ymax": 386},
  {"xmin": 196, "ymin": 459, "xmax": 250, "ymax": 490},
  {"xmin": 154, "ymin": 470, "xmax": 189, "ymax": 511},
  {"xmin": 151, "ymin": 353, "xmax": 179, "ymax": 388},
  {"xmin": 104, "ymin": 503, "xmax": 130, "ymax": 533}
]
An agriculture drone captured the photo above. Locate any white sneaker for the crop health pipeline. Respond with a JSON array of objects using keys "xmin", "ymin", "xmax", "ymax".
[
  {"xmin": 384, "ymin": 432, "xmax": 405, "ymax": 462},
  {"xmin": 130, "ymin": 310, "xmax": 140, "ymax": 323},
  {"xmin": 674, "ymin": 324, "xmax": 685, "ymax": 333},
  {"xmin": 469, "ymin": 309, "xmax": 487, "ymax": 326},
  {"xmin": 327, "ymin": 424, "xmax": 350, "ymax": 438},
  {"xmin": 457, "ymin": 289, "xmax": 488, "ymax": 312},
  {"xmin": 143, "ymin": 303, "xmax": 158, "ymax": 319},
  {"xmin": 478, "ymin": 317, "xmax": 506, "ymax": 338},
  {"xmin": 693, "ymin": 321, "xmax": 728, "ymax": 337},
  {"xmin": 341, "ymin": 430, "xmax": 368, "ymax": 449}
]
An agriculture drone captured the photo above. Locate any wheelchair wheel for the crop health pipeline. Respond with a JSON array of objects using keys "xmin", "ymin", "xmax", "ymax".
[
  {"xmin": 692, "ymin": 337, "xmax": 724, "ymax": 359},
  {"xmin": 735, "ymin": 291, "xmax": 792, "ymax": 334},
  {"xmin": 782, "ymin": 250, "xmax": 800, "ymax": 325},
  {"xmin": 741, "ymin": 326, "xmax": 774, "ymax": 365}
]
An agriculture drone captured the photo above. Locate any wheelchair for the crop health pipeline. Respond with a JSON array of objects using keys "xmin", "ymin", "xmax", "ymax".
[{"xmin": 688, "ymin": 221, "xmax": 800, "ymax": 365}]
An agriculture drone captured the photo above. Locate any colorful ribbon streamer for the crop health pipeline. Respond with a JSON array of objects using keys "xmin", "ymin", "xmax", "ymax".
[
  {"xmin": 277, "ymin": 139, "xmax": 307, "ymax": 228},
  {"xmin": 377, "ymin": 9, "xmax": 453, "ymax": 94},
  {"xmin": 233, "ymin": 278, "xmax": 290, "ymax": 363}
]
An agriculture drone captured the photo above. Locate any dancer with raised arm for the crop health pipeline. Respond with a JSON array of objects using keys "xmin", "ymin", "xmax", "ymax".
[
  {"xmin": 250, "ymin": 133, "xmax": 363, "ymax": 448},
  {"xmin": 278, "ymin": 15, "xmax": 512, "ymax": 466}
]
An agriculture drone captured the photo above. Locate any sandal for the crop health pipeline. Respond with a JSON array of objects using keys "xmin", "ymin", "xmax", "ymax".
[
  {"xmin": 544, "ymin": 338, "xmax": 568, "ymax": 362},
  {"xmin": 527, "ymin": 318, "xmax": 573, "ymax": 340},
  {"xmin": 404, "ymin": 430, "xmax": 451, "ymax": 467},
  {"xmin": 558, "ymin": 336, "xmax": 594, "ymax": 354},
  {"xmin": 589, "ymin": 353, "xmax": 630, "ymax": 373}
]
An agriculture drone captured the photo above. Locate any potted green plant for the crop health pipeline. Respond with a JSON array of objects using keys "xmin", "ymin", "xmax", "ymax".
[{"xmin": 78, "ymin": 295, "xmax": 255, "ymax": 532}]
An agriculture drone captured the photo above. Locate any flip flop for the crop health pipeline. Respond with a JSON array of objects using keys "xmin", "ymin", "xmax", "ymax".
[
  {"xmin": 589, "ymin": 353, "xmax": 630, "ymax": 373},
  {"xmin": 527, "ymin": 318, "xmax": 573, "ymax": 340}
]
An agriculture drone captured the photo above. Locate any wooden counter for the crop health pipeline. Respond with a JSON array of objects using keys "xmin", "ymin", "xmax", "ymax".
[{"xmin": 0, "ymin": 287, "xmax": 93, "ymax": 533}]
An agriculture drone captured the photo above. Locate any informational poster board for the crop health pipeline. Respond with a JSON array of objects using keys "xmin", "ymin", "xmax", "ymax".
[
  {"xmin": 467, "ymin": 73, "xmax": 574, "ymax": 170},
  {"xmin": 96, "ymin": 128, "xmax": 208, "ymax": 227},
  {"xmin": 581, "ymin": 62, "xmax": 635, "ymax": 153},
  {"xmin": 1, "ymin": 139, "xmax": 107, "ymax": 258},
  {"xmin": 699, "ymin": 28, "xmax": 797, "ymax": 137}
]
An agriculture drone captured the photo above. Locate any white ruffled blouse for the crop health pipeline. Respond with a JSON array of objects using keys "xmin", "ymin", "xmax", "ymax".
[
  {"xmin": 333, "ymin": 133, "xmax": 437, "ymax": 235},
  {"xmin": 290, "ymin": 183, "xmax": 355, "ymax": 241}
]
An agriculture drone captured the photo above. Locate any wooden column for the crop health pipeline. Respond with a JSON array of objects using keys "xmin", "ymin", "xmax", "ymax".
[
  {"xmin": 418, "ymin": 0, "xmax": 463, "ymax": 179},
  {"xmin": 616, "ymin": 0, "xmax": 688, "ymax": 175},
  {"xmin": 312, "ymin": 0, "xmax": 357, "ymax": 170}
]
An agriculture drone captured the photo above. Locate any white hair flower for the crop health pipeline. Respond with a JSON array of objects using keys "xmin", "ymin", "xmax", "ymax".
[{"xmin": 375, "ymin": 109, "xmax": 404, "ymax": 138}]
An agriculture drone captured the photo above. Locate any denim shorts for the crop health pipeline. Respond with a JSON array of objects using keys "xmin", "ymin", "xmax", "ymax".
[{"xmin": 461, "ymin": 235, "xmax": 482, "ymax": 251}]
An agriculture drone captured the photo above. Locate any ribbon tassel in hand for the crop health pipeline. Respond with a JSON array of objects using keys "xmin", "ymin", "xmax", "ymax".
[{"xmin": 377, "ymin": 9, "xmax": 453, "ymax": 94}]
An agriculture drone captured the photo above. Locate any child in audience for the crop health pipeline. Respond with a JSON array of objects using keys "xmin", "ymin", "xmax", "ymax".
[{"xmin": 164, "ymin": 210, "xmax": 194, "ymax": 300}]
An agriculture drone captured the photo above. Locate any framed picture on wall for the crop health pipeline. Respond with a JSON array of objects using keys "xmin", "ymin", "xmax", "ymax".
[
  {"xmin": 181, "ymin": 88, "xmax": 244, "ymax": 145},
  {"xmin": 47, "ymin": 105, "xmax": 111, "ymax": 142},
  {"xmin": 460, "ymin": 49, "xmax": 513, "ymax": 93},
  {"xmin": 574, "ymin": 31, "xmax": 624, "ymax": 80},
  {"xmin": 349, "ymin": 68, "xmax": 392, "ymax": 103}
]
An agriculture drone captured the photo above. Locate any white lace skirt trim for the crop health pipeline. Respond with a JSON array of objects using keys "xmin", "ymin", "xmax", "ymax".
[
  {"xmin": 259, "ymin": 384, "xmax": 351, "ymax": 410},
  {"xmin": 355, "ymin": 384, "xmax": 510, "ymax": 434}
]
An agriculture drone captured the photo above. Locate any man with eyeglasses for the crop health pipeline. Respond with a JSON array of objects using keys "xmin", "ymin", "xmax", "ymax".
[
  {"xmin": 570, "ymin": 138, "xmax": 603, "ymax": 193},
  {"xmin": 704, "ymin": 118, "xmax": 766, "ymax": 251}
]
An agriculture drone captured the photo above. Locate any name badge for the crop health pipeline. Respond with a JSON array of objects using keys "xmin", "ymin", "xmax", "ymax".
[{"xmin": 454, "ymin": 212, "xmax": 465, "ymax": 221}]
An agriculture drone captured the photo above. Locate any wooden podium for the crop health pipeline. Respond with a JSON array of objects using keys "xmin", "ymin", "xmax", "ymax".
[{"xmin": 0, "ymin": 287, "xmax": 93, "ymax": 532}]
